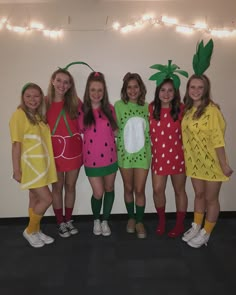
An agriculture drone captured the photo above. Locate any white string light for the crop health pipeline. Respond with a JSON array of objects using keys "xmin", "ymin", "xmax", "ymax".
[
  {"xmin": 113, "ymin": 14, "xmax": 236, "ymax": 38},
  {"xmin": 0, "ymin": 17, "xmax": 62, "ymax": 38}
]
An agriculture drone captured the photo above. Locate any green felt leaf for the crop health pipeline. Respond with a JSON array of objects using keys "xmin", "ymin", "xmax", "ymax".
[
  {"xmin": 192, "ymin": 39, "xmax": 214, "ymax": 76},
  {"xmin": 150, "ymin": 64, "xmax": 168, "ymax": 72},
  {"xmin": 170, "ymin": 74, "xmax": 181, "ymax": 89},
  {"xmin": 170, "ymin": 64, "xmax": 180, "ymax": 71},
  {"xmin": 174, "ymin": 69, "xmax": 189, "ymax": 78},
  {"xmin": 149, "ymin": 72, "xmax": 167, "ymax": 82}
]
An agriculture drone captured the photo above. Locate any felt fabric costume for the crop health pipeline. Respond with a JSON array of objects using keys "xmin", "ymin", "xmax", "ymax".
[
  {"xmin": 9, "ymin": 108, "xmax": 57, "ymax": 189},
  {"xmin": 78, "ymin": 104, "xmax": 118, "ymax": 177},
  {"xmin": 149, "ymin": 102, "xmax": 185, "ymax": 175},
  {"xmin": 46, "ymin": 99, "xmax": 83, "ymax": 172},
  {"xmin": 182, "ymin": 103, "xmax": 229, "ymax": 181},
  {"xmin": 114, "ymin": 100, "xmax": 151, "ymax": 169}
]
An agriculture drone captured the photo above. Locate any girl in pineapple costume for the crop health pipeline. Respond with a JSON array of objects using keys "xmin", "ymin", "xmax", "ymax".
[
  {"xmin": 148, "ymin": 60, "xmax": 188, "ymax": 238},
  {"xmin": 46, "ymin": 67, "xmax": 83, "ymax": 238},
  {"xmin": 115, "ymin": 73, "xmax": 151, "ymax": 239},
  {"xmin": 9, "ymin": 83, "xmax": 57, "ymax": 248},
  {"xmin": 78, "ymin": 72, "xmax": 118, "ymax": 236},
  {"xmin": 181, "ymin": 40, "xmax": 233, "ymax": 248}
]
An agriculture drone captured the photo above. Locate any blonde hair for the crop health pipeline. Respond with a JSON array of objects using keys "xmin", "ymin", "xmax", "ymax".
[
  {"xmin": 19, "ymin": 83, "xmax": 46, "ymax": 124},
  {"xmin": 47, "ymin": 68, "xmax": 79, "ymax": 119}
]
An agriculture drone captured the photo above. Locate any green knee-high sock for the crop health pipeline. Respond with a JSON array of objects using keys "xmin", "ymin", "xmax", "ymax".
[
  {"xmin": 103, "ymin": 191, "xmax": 115, "ymax": 220},
  {"xmin": 91, "ymin": 196, "xmax": 102, "ymax": 220},
  {"xmin": 136, "ymin": 204, "xmax": 145, "ymax": 223},
  {"xmin": 125, "ymin": 201, "xmax": 135, "ymax": 219}
]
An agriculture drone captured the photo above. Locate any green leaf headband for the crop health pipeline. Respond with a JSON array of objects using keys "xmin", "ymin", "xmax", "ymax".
[
  {"xmin": 149, "ymin": 60, "xmax": 188, "ymax": 89},
  {"xmin": 61, "ymin": 61, "xmax": 95, "ymax": 72},
  {"xmin": 192, "ymin": 39, "xmax": 214, "ymax": 76}
]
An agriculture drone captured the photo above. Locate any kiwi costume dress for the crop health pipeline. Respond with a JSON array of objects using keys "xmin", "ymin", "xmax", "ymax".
[
  {"xmin": 77, "ymin": 104, "xmax": 118, "ymax": 177},
  {"xmin": 9, "ymin": 108, "xmax": 57, "ymax": 190},
  {"xmin": 114, "ymin": 100, "xmax": 151, "ymax": 169},
  {"xmin": 149, "ymin": 102, "xmax": 185, "ymax": 175},
  {"xmin": 181, "ymin": 103, "xmax": 229, "ymax": 181},
  {"xmin": 46, "ymin": 100, "xmax": 83, "ymax": 172}
]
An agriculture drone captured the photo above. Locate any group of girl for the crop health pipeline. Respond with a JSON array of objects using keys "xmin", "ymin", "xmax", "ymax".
[{"xmin": 9, "ymin": 57, "xmax": 233, "ymax": 249}]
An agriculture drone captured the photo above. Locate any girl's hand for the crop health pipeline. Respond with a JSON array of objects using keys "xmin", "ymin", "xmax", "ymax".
[
  {"xmin": 221, "ymin": 164, "xmax": 234, "ymax": 177},
  {"xmin": 13, "ymin": 170, "xmax": 22, "ymax": 183}
]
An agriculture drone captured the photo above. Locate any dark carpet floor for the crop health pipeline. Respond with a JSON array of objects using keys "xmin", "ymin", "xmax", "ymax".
[{"xmin": 0, "ymin": 214, "xmax": 236, "ymax": 295}]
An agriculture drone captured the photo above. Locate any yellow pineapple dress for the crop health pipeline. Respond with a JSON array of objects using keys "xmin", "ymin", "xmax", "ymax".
[
  {"xmin": 181, "ymin": 103, "xmax": 229, "ymax": 181},
  {"xmin": 9, "ymin": 108, "xmax": 57, "ymax": 189}
]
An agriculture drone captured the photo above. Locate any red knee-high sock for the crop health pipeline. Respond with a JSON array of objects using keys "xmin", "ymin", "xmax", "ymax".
[
  {"xmin": 168, "ymin": 211, "xmax": 186, "ymax": 238},
  {"xmin": 65, "ymin": 207, "xmax": 73, "ymax": 222},
  {"xmin": 53, "ymin": 208, "xmax": 64, "ymax": 225},
  {"xmin": 156, "ymin": 206, "xmax": 166, "ymax": 236}
]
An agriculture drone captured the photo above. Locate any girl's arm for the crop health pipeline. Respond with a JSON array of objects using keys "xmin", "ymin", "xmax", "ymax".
[
  {"xmin": 12, "ymin": 142, "xmax": 22, "ymax": 183},
  {"xmin": 215, "ymin": 146, "xmax": 233, "ymax": 177}
]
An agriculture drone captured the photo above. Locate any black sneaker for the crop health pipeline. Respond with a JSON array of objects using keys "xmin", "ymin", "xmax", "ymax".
[
  {"xmin": 58, "ymin": 222, "xmax": 70, "ymax": 238},
  {"xmin": 66, "ymin": 220, "xmax": 79, "ymax": 235}
]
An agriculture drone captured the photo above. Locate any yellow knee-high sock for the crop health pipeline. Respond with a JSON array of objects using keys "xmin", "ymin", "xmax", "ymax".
[
  {"xmin": 26, "ymin": 210, "xmax": 42, "ymax": 234},
  {"xmin": 28, "ymin": 208, "xmax": 40, "ymax": 232},
  {"xmin": 204, "ymin": 219, "xmax": 216, "ymax": 234},
  {"xmin": 193, "ymin": 212, "xmax": 204, "ymax": 225}
]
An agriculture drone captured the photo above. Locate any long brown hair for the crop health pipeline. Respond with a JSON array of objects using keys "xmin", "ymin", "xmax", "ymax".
[
  {"xmin": 19, "ymin": 83, "xmax": 46, "ymax": 125},
  {"xmin": 47, "ymin": 68, "xmax": 79, "ymax": 119},
  {"xmin": 83, "ymin": 72, "xmax": 117, "ymax": 130},
  {"xmin": 153, "ymin": 78, "xmax": 181, "ymax": 121},
  {"xmin": 121, "ymin": 72, "xmax": 147, "ymax": 106},
  {"xmin": 183, "ymin": 74, "xmax": 219, "ymax": 119}
]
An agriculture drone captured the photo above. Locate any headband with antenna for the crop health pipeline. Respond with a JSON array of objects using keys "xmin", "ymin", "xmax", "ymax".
[
  {"xmin": 192, "ymin": 39, "xmax": 214, "ymax": 76},
  {"xmin": 149, "ymin": 59, "xmax": 188, "ymax": 89}
]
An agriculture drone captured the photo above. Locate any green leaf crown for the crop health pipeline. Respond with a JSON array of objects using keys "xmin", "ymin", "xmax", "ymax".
[{"xmin": 149, "ymin": 60, "xmax": 188, "ymax": 89}]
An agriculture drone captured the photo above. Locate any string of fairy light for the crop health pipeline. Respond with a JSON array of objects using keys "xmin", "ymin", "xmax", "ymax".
[
  {"xmin": 1, "ymin": 13, "xmax": 236, "ymax": 39},
  {"xmin": 0, "ymin": 17, "xmax": 62, "ymax": 38},
  {"xmin": 112, "ymin": 14, "xmax": 236, "ymax": 38}
]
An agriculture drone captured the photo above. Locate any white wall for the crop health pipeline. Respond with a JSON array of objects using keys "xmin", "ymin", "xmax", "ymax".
[{"xmin": 1, "ymin": 0, "xmax": 235, "ymax": 217}]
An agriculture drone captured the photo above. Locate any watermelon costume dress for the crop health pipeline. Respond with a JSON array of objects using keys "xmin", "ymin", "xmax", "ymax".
[
  {"xmin": 114, "ymin": 100, "xmax": 151, "ymax": 169},
  {"xmin": 149, "ymin": 102, "xmax": 185, "ymax": 175},
  {"xmin": 9, "ymin": 108, "xmax": 57, "ymax": 190},
  {"xmin": 46, "ymin": 100, "xmax": 83, "ymax": 172},
  {"xmin": 78, "ymin": 104, "xmax": 118, "ymax": 177}
]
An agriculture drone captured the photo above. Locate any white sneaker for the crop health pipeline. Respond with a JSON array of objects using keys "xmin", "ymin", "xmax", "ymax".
[
  {"xmin": 182, "ymin": 222, "xmax": 201, "ymax": 242},
  {"xmin": 66, "ymin": 220, "xmax": 79, "ymax": 235},
  {"xmin": 187, "ymin": 229, "xmax": 210, "ymax": 248},
  {"xmin": 38, "ymin": 231, "xmax": 55, "ymax": 244},
  {"xmin": 101, "ymin": 220, "xmax": 111, "ymax": 236},
  {"xmin": 93, "ymin": 219, "xmax": 102, "ymax": 235},
  {"xmin": 23, "ymin": 229, "xmax": 45, "ymax": 248}
]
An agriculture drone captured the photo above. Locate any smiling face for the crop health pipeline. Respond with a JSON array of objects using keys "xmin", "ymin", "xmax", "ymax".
[
  {"xmin": 23, "ymin": 88, "xmax": 42, "ymax": 113},
  {"xmin": 126, "ymin": 79, "xmax": 141, "ymax": 103},
  {"xmin": 188, "ymin": 78, "xmax": 205, "ymax": 107},
  {"xmin": 159, "ymin": 82, "xmax": 175, "ymax": 108},
  {"xmin": 52, "ymin": 72, "xmax": 71, "ymax": 99},
  {"xmin": 89, "ymin": 81, "xmax": 104, "ymax": 108}
]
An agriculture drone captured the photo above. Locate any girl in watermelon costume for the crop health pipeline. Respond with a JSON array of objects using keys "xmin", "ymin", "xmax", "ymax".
[
  {"xmin": 114, "ymin": 73, "xmax": 151, "ymax": 239},
  {"xmin": 78, "ymin": 72, "xmax": 118, "ymax": 236},
  {"xmin": 9, "ymin": 83, "xmax": 57, "ymax": 248},
  {"xmin": 47, "ymin": 69, "xmax": 83, "ymax": 238}
]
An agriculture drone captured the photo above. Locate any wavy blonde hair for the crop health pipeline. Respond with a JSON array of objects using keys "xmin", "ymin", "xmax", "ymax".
[{"xmin": 47, "ymin": 68, "xmax": 79, "ymax": 119}]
